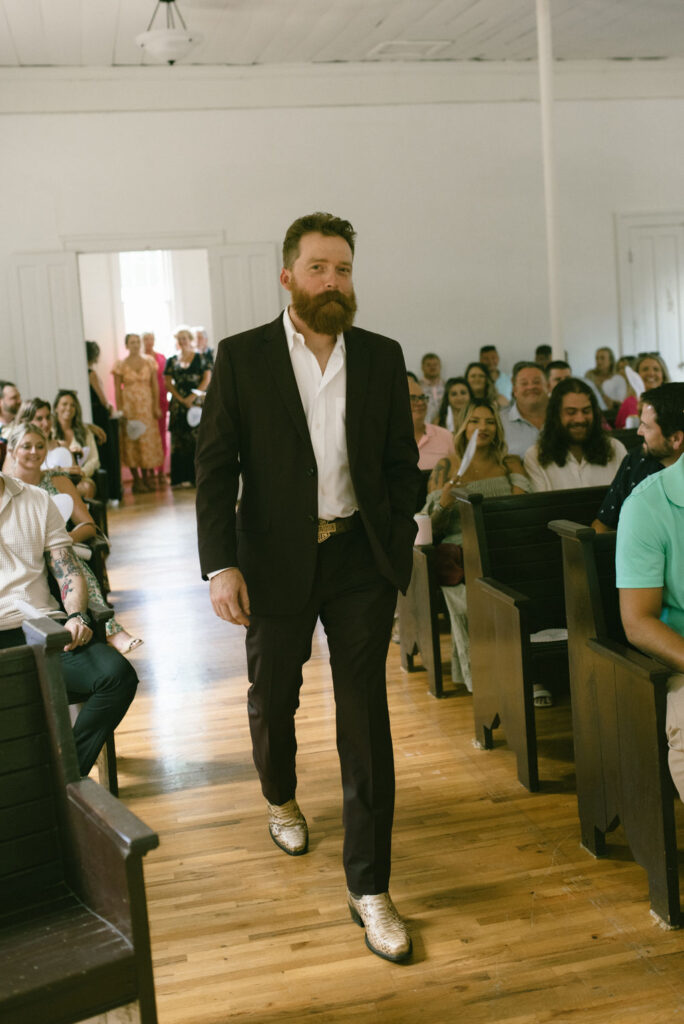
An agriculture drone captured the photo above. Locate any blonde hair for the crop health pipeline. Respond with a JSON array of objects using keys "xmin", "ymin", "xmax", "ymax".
[{"xmin": 454, "ymin": 401, "xmax": 509, "ymax": 467}]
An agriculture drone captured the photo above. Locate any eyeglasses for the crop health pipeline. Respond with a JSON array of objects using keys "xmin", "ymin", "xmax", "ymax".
[{"xmin": 410, "ymin": 394, "xmax": 430, "ymax": 405}]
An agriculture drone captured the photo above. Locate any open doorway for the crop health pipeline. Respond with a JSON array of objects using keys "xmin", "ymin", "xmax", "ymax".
[{"xmin": 77, "ymin": 248, "xmax": 213, "ymax": 487}]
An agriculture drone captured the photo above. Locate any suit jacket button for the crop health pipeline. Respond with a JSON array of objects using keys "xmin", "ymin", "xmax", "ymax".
[
  {"xmin": 308, "ymin": 467, "xmax": 316, "ymax": 476},
  {"xmin": 308, "ymin": 514, "xmax": 316, "ymax": 522}
]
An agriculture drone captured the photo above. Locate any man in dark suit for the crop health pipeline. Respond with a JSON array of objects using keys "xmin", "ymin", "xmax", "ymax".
[{"xmin": 195, "ymin": 212, "xmax": 421, "ymax": 963}]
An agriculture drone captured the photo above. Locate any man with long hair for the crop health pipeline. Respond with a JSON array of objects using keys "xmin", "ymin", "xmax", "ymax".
[{"xmin": 523, "ymin": 377, "xmax": 627, "ymax": 491}]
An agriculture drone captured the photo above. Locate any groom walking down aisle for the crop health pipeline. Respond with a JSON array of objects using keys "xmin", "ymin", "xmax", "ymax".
[{"xmin": 195, "ymin": 212, "xmax": 421, "ymax": 962}]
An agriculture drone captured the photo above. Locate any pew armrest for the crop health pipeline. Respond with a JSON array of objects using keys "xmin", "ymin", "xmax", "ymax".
[{"xmin": 587, "ymin": 637, "xmax": 673, "ymax": 683}]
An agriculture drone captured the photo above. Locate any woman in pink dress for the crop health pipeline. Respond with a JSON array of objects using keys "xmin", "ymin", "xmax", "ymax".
[
  {"xmin": 112, "ymin": 333, "xmax": 163, "ymax": 494},
  {"xmin": 143, "ymin": 331, "xmax": 169, "ymax": 485}
]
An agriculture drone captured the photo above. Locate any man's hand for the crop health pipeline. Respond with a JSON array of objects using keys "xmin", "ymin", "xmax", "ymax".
[
  {"xmin": 89, "ymin": 423, "xmax": 107, "ymax": 444},
  {"xmin": 210, "ymin": 568, "xmax": 251, "ymax": 626},
  {"xmin": 63, "ymin": 616, "xmax": 93, "ymax": 652}
]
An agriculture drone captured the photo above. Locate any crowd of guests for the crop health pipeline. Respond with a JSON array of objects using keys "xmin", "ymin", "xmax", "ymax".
[
  {"xmin": 405, "ymin": 345, "xmax": 684, "ymax": 715},
  {"xmin": 87, "ymin": 326, "xmax": 214, "ymax": 495}
]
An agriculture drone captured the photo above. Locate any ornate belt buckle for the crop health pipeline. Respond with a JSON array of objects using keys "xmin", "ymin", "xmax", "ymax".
[{"xmin": 317, "ymin": 519, "xmax": 335, "ymax": 544}]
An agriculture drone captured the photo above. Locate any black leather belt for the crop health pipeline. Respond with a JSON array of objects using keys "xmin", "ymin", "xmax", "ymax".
[{"xmin": 317, "ymin": 513, "xmax": 359, "ymax": 544}]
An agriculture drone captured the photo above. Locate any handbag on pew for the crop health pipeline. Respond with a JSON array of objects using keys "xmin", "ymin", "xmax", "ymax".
[{"xmin": 433, "ymin": 542, "xmax": 465, "ymax": 586}]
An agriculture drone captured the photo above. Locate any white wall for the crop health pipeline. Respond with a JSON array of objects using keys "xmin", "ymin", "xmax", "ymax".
[{"xmin": 2, "ymin": 62, "xmax": 684, "ymax": 391}]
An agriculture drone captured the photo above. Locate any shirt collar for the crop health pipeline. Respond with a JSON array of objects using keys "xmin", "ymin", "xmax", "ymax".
[
  {"xmin": 0, "ymin": 473, "xmax": 23, "ymax": 513},
  {"xmin": 283, "ymin": 307, "xmax": 345, "ymax": 356},
  {"xmin": 662, "ymin": 455, "xmax": 684, "ymax": 507}
]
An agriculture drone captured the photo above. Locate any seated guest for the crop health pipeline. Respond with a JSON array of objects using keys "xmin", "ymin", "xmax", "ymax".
[
  {"xmin": 614, "ymin": 352, "xmax": 670, "ymax": 429},
  {"xmin": 0, "ymin": 380, "xmax": 21, "ymax": 440},
  {"xmin": 535, "ymin": 344, "xmax": 553, "ymax": 370},
  {"xmin": 617, "ymin": 447, "xmax": 684, "ymax": 801},
  {"xmin": 7, "ymin": 423, "xmax": 143, "ymax": 654},
  {"xmin": 420, "ymin": 352, "xmax": 445, "ymax": 423},
  {"xmin": 53, "ymin": 389, "xmax": 100, "ymax": 499},
  {"xmin": 465, "ymin": 361, "xmax": 508, "ymax": 410},
  {"xmin": 503, "ymin": 362, "xmax": 549, "ymax": 457},
  {"xmin": 0, "ymin": 470, "xmax": 137, "ymax": 777},
  {"xmin": 546, "ymin": 360, "xmax": 572, "ymax": 391},
  {"xmin": 479, "ymin": 345, "xmax": 512, "ymax": 401},
  {"xmin": 584, "ymin": 345, "xmax": 627, "ymax": 416},
  {"xmin": 593, "ymin": 383, "xmax": 684, "ymax": 532},
  {"xmin": 524, "ymin": 378, "xmax": 627, "ymax": 491},
  {"xmin": 409, "ymin": 375, "xmax": 455, "ymax": 471},
  {"xmin": 425, "ymin": 402, "xmax": 529, "ymax": 692},
  {"xmin": 433, "ymin": 376, "xmax": 473, "ymax": 431}
]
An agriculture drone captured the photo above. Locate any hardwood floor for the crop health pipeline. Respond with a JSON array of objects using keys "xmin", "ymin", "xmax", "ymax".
[{"xmin": 106, "ymin": 489, "xmax": 684, "ymax": 1024}]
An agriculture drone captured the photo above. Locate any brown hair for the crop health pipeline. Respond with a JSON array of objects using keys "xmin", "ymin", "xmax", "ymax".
[{"xmin": 282, "ymin": 212, "xmax": 356, "ymax": 269}]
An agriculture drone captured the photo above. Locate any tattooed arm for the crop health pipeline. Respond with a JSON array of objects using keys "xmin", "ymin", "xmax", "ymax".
[
  {"xmin": 427, "ymin": 456, "xmax": 457, "ymax": 494},
  {"xmin": 45, "ymin": 545, "xmax": 93, "ymax": 651}
]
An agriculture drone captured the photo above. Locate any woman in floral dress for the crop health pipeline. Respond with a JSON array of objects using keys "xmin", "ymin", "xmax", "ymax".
[
  {"xmin": 112, "ymin": 333, "xmax": 163, "ymax": 493},
  {"xmin": 163, "ymin": 327, "xmax": 211, "ymax": 488}
]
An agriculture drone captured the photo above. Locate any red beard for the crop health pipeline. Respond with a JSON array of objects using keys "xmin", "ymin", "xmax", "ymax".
[{"xmin": 290, "ymin": 280, "xmax": 357, "ymax": 335}]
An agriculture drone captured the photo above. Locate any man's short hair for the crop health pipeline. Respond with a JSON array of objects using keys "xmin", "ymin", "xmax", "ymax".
[
  {"xmin": 421, "ymin": 352, "xmax": 440, "ymax": 365},
  {"xmin": 642, "ymin": 383, "xmax": 684, "ymax": 438},
  {"xmin": 535, "ymin": 344, "xmax": 552, "ymax": 358},
  {"xmin": 282, "ymin": 212, "xmax": 356, "ymax": 269},
  {"xmin": 538, "ymin": 377, "xmax": 612, "ymax": 468},
  {"xmin": 479, "ymin": 344, "xmax": 497, "ymax": 355},
  {"xmin": 545, "ymin": 360, "xmax": 571, "ymax": 378},
  {"xmin": 0, "ymin": 380, "xmax": 16, "ymax": 393},
  {"xmin": 512, "ymin": 361, "xmax": 544, "ymax": 386}
]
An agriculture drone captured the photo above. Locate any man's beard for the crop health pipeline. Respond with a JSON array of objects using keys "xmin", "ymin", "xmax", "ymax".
[
  {"xmin": 563, "ymin": 423, "xmax": 591, "ymax": 445},
  {"xmin": 643, "ymin": 437, "xmax": 673, "ymax": 461},
  {"xmin": 290, "ymin": 280, "xmax": 357, "ymax": 335}
]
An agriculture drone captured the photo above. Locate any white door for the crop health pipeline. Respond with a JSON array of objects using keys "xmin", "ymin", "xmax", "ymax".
[
  {"xmin": 9, "ymin": 251, "xmax": 92, "ymax": 417},
  {"xmin": 617, "ymin": 215, "xmax": 684, "ymax": 378},
  {"xmin": 208, "ymin": 243, "xmax": 282, "ymax": 341}
]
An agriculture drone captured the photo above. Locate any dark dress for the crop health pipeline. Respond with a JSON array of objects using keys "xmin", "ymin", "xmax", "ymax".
[{"xmin": 164, "ymin": 353, "xmax": 208, "ymax": 486}]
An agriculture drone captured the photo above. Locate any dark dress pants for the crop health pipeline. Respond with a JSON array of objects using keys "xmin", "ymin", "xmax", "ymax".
[
  {"xmin": 0, "ymin": 630, "xmax": 138, "ymax": 776},
  {"xmin": 245, "ymin": 525, "xmax": 398, "ymax": 896}
]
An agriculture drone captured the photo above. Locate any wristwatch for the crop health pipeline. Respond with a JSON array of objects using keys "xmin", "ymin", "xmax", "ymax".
[{"xmin": 65, "ymin": 610, "xmax": 93, "ymax": 629}]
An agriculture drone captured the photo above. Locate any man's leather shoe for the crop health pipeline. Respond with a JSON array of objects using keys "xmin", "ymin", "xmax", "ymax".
[
  {"xmin": 266, "ymin": 798, "xmax": 308, "ymax": 856},
  {"xmin": 347, "ymin": 890, "xmax": 412, "ymax": 963}
]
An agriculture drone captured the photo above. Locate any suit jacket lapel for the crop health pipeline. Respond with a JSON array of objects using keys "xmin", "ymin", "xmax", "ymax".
[
  {"xmin": 344, "ymin": 329, "xmax": 369, "ymax": 469},
  {"xmin": 262, "ymin": 316, "xmax": 313, "ymax": 451}
]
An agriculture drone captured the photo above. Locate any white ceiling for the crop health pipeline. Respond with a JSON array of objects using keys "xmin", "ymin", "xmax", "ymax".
[{"xmin": 0, "ymin": 0, "xmax": 683, "ymax": 68}]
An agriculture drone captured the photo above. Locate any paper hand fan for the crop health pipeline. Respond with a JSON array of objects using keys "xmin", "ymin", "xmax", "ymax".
[
  {"xmin": 126, "ymin": 419, "xmax": 147, "ymax": 440},
  {"xmin": 43, "ymin": 446, "xmax": 73, "ymax": 470},
  {"xmin": 625, "ymin": 366, "xmax": 645, "ymax": 397},
  {"xmin": 456, "ymin": 428, "xmax": 479, "ymax": 479},
  {"xmin": 50, "ymin": 492, "xmax": 74, "ymax": 523}
]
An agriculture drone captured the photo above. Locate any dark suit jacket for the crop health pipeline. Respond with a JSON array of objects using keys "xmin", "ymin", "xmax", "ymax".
[{"xmin": 195, "ymin": 314, "xmax": 421, "ymax": 616}]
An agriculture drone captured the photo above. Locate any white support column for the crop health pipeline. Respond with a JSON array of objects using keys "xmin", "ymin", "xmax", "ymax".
[{"xmin": 536, "ymin": 0, "xmax": 564, "ymax": 358}]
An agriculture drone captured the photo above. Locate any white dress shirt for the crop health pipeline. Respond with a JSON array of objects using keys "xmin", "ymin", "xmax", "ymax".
[
  {"xmin": 523, "ymin": 438, "xmax": 628, "ymax": 492},
  {"xmin": 283, "ymin": 308, "xmax": 358, "ymax": 520}
]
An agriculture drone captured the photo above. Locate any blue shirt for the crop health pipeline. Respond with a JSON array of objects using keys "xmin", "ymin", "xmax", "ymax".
[
  {"xmin": 503, "ymin": 403, "xmax": 541, "ymax": 459},
  {"xmin": 616, "ymin": 457, "xmax": 684, "ymax": 637}
]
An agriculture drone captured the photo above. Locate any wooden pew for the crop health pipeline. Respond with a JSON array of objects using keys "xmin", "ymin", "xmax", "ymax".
[
  {"xmin": 0, "ymin": 616, "xmax": 159, "ymax": 1023},
  {"xmin": 398, "ymin": 545, "xmax": 445, "ymax": 697},
  {"xmin": 549, "ymin": 520, "xmax": 680, "ymax": 927},
  {"xmin": 457, "ymin": 486, "xmax": 608, "ymax": 791}
]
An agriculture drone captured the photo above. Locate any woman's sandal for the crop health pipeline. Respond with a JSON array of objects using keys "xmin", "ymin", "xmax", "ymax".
[{"xmin": 108, "ymin": 632, "xmax": 144, "ymax": 655}]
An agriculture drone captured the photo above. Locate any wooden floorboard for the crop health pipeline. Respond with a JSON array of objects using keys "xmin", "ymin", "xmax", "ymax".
[{"xmin": 104, "ymin": 489, "xmax": 684, "ymax": 1023}]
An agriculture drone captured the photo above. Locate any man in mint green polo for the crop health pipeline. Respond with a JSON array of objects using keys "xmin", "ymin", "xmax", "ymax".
[{"xmin": 617, "ymin": 451, "xmax": 684, "ymax": 799}]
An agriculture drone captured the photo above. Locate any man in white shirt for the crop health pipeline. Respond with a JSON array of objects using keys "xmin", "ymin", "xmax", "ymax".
[
  {"xmin": 0, "ymin": 380, "xmax": 21, "ymax": 440},
  {"xmin": 0, "ymin": 473, "xmax": 137, "ymax": 774},
  {"xmin": 479, "ymin": 345, "xmax": 512, "ymax": 401},
  {"xmin": 524, "ymin": 378, "xmax": 627, "ymax": 491},
  {"xmin": 195, "ymin": 212, "xmax": 421, "ymax": 963}
]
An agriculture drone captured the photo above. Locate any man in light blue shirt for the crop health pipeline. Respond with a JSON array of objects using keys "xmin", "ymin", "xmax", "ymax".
[
  {"xmin": 617, "ymin": 450, "xmax": 684, "ymax": 799},
  {"xmin": 503, "ymin": 362, "xmax": 549, "ymax": 458}
]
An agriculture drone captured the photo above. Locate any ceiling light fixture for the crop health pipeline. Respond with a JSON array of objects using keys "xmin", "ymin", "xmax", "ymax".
[{"xmin": 136, "ymin": 0, "xmax": 203, "ymax": 65}]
